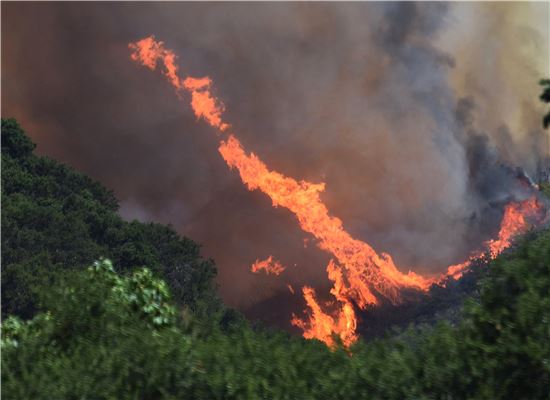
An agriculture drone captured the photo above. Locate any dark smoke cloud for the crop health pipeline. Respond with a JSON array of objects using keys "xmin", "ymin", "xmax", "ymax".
[{"xmin": 2, "ymin": 3, "xmax": 548, "ymax": 319}]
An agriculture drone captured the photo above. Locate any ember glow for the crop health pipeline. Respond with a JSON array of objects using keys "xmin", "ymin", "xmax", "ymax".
[
  {"xmin": 129, "ymin": 36, "xmax": 546, "ymax": 348},
  {"xmin": 251, "ymin": 256, "xmax": 285, "ymax": 276}
]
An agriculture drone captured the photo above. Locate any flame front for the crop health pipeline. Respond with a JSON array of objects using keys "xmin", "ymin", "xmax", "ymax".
[
  {"xmin": 291, "ymin": 285, "xmax": 358, "ymax": 348},
  {"xmin": 129, "ymin": 36, "xmax": 229, "ymax": 132},
  {"xmin": 444, "ymin": 196, "xmax": 544, "ymax": 281},
  {"xmin": 129, "ymin": 36, "xmax": 546, "ymax": 348},
  {"xmin": 487, "ymin": 197, "xmax": 541, "ymax": 257},
  {"xmin": 218, "ymin": 135, "xmax": 431, "ymax": 305},
  {"xmin": 251, "ymin": 256, "xmax": 286, "ymax": 276}
]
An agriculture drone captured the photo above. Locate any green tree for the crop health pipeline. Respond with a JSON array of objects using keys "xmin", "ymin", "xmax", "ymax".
[
  {"xmin": 1, "ymin": 118, "xmax": 221, "ymax": 319},
  {"xmin": 2, "ymin": 260, "xmax": 195, "ymax": 399},
  {"xmin": 3, "ymin": 230, "xmax": 549, "ymax": 399}
]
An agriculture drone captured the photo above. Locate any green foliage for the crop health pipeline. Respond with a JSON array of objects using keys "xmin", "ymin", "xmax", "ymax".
[
  {"xmin": 2, "ymin": 261, "xmax": 194, "ymax": 399},
  {"xmin": 1, "ymin": 118, "xmax": 220, "ymax": 319},
  {"xmin": 457, "ymin": 230, "xmax": 550, "ymax": 398},
  {"xmin": 3, "ymin": 230, "xmax": 549, "ymax": 399},
  {"xmin": 1, "ymin": 118, "xmax": 36, "ymax": 158},
  {"xmin": 89, "ymin": 259, "xmax": 177, "ymax": 327},
  {"xmin": 1, "ymin": 260, "xmax": 178, "ymax": 357}
]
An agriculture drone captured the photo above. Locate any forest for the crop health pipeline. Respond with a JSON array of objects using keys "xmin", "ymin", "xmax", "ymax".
[{"xmin": 1, "ymin": 116, "xmax": 549, "ymax": 399}]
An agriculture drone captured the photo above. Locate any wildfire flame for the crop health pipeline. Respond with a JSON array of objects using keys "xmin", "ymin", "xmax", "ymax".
[
  {"xmin": 129, "ymin": 36, "xmax": 546, "ymax": 348},
  {"xmin": 291, "ymin": 285, "xmax": 358, "ymax": 348},
  {"xmin": 251, "ymin": 256, "xmax": 286, "ymax": 276},
  {"xmin": 218, "ymin": 135, "xmax": 431, "ymax": 303},
  {"xmin": 129, "ymin": 36, "xmax": 229, "ymax": 132},
  {"xmin": 487, "ymin": 197, "xmax": 542, "ymax": 257},
  {"xmin": 444, "ymin": 196, "xmax": 544, "ymax": 281}
]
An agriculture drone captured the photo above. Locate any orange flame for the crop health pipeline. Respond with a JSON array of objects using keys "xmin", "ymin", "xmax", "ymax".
[
  {"xmin": 183, "ymin": 77, "xmax": 230, "ymax": 132},
  {"xmin": 291, "ymin": 286, "xmax": 357, "ymax": 348},
  {"xmin": 129, "ymin": 36, "xmax": 182, "ymax": 90},
  {"xmin": 251, "ymin": 256, "xmax": 286, "ymax": 276},
  {"xmin": 129, "ymin": 36, "xmax": 229, "ymax": 132},
  {"xmin": 444, "ymin": 196, "xmax": 544, "ymax": 281},
  {"xmin": 487, "ymin": 197, "xmax": 541, "ymax": 257},
  {"xmin": 129, "ymin": 36, "xmax": 546, "ymax": 348},
  {"xmin": 218, "ymin": 135, "xmax": 431, "ymax": 307}
]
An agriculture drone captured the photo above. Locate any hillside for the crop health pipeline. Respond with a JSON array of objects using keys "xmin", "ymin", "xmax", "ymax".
[
  {"xmin": 1, "ymin": 118, "xmax": 221, "ymax": 320},
  {"xmin": 2, "ymin": 119, "xmax": 549, "ymax": 399},
  {"xmin": 1, "ymin": 118, "xmax": 491, "ymax": 334}
]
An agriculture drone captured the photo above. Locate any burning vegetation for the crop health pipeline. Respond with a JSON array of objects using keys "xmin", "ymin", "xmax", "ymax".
[
  {"xmin": 129, "ymin": 36, "xmax": 547, "ymax": 347},
  {"xmin": 251, "ymin": 256, "xmax": 286, "ymax": 276},
  {"xmin": 446, "ymin": 196, "xmax": 546, "ymax": 280}
]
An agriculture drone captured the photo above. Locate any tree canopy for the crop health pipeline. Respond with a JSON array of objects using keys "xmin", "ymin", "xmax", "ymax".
[
  {"xmin": 1, "ymin": 118, "xmax": 221, "ymax": 319},
  {"xmin": 3, "ymin": 229, "xmax": 549, "ymax": 399}
]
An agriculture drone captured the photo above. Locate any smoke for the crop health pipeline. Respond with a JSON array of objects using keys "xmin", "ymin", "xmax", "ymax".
[
  {"xmin": 2, "ymin": 3, "xmax": 548, "ymax": 315},
  {"xmin": 439, "ymin": 2, "xmax": 549, "ymax": 174}
]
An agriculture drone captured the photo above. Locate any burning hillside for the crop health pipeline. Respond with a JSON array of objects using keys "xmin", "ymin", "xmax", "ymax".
[{"xmin": 129, "ymin": 36, "xmax": 547, "ymax": 347}]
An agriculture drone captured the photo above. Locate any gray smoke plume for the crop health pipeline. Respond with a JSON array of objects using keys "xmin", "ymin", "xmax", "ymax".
[{"xmin": 2, "ymin": 2, "xmax": 548, "ymax": 316}]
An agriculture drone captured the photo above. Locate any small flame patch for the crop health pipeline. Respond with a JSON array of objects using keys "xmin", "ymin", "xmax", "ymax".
[{"xmin": 250, "ymin": 256, "xmax": 286, "ymax": 276}]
